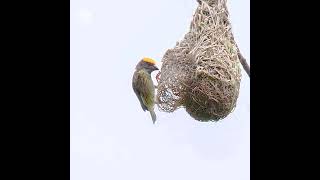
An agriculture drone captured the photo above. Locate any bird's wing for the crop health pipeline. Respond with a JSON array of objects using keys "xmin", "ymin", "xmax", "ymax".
[
  {"xmin": 136, "ymin": 70, "xmax": 155, "ymax": 110},
  {"xmin": 133, "ymin": 86, "xmax": 148, "ymax": 111},
  {"xmin": 133, "ymin": 71, "xmax": 148, "ymax": 111}
]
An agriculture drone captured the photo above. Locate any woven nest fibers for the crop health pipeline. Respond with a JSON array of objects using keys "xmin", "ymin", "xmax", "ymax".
[{"xmin": 156, "ymin": 0, "xmax": 242, "ymax": 122}]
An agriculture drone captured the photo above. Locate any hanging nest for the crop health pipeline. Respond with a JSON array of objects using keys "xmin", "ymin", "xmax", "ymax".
[{"xmin": 156, "ymin": 0, "xmax": 243, "ymax": 122}]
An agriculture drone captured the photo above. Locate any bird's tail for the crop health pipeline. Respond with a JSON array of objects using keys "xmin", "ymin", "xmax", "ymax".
[{"xmin": 149, "ymin": 109, "xmax": 157, "ymax": 124}]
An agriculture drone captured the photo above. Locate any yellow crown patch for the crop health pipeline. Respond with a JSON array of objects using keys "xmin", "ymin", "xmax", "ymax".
[{"xmin": 142, "ymin": 57, "xmax": 156, "ymax": 65}]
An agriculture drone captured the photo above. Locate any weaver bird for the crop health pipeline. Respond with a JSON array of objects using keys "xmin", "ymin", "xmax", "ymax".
[{"xmin": 132, "ymin": 57, "xmax": 159, "ymax": 124}]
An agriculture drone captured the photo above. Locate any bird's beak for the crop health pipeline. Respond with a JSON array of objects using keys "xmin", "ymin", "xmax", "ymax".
[{"xmin": 153, "ymin": 65, "xmax": 159, "ymax": 71}]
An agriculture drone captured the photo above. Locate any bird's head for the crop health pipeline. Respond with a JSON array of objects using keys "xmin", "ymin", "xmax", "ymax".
[{"xmin": 135, "ymin": 57, "xmax": 159, "ymax": 73}]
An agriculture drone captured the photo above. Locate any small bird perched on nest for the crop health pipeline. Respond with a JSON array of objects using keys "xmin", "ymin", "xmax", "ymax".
[{"xmin": 132, "ymin": 57, "xmax": 159, "ymax": 124}]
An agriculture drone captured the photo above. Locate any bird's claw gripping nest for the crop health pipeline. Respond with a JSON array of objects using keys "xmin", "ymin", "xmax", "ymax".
[{"xmin": 156, "ymin": 71, "xmax": 161, "ymax": 83}]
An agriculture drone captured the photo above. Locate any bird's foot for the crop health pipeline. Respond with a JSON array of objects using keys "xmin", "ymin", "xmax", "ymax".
[{"xmin": 156, "ymin": 71, "xmax": 161, "ymax": 83}]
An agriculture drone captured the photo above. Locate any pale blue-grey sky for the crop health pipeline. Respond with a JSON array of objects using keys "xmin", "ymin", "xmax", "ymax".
[{"xmin": 71, "ymin": 0, "xmax": 250, "ymax": 180}]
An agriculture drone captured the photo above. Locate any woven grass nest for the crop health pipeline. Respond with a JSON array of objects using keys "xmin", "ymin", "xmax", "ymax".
[{"xmin": 156, "ymin": 0, "xmax": 246, "ymax": 122}]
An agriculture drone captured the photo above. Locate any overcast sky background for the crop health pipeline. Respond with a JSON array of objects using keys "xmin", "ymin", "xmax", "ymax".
[{"xmin": 71, "ymin": 0, "xmax": 250, "ymax": 180}]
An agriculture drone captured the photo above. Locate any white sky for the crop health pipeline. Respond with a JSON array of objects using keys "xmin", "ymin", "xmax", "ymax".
[{"xmin": 71, "ymin": 0, "xmax": 250, "ymax": 180}]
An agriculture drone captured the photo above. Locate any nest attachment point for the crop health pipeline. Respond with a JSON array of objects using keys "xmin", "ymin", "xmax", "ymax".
[{"xmin": 156, "ymin": 0, "xmax": 242, "ymax": 122}]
